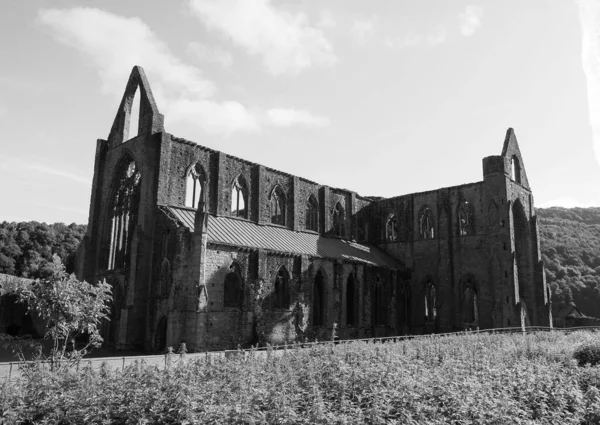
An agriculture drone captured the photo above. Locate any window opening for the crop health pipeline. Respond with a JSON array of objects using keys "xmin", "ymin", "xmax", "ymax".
[
  {"xmin": 127, "ymin": 86, "xmax": 141, "ymax": 141},
  {"xmin": 185, "ymin": 164, "xmax": 205, "ymax": 208},
  {"xmin": 332, "ymin": 202, "xmax": 345, "ymax": 237},
  {"xmin": 270, "ymin": 185, "xmax": 286, "ymax": 225},
  {"xmin": 231, "ymin": 175, "xmax": 248, "ymax": 218},
  {"xmin": 347, "ymin": 273, "xmax": 356, "ymax": 325},
  {"xmin": 273, "ymin": 266, "xmax": 290, "ymax": 309},
  {"xmin": 458, "ymin": 201, "xmax": 475, "ymax": 236},
  {"xmin": 313, "ymin": 270, "xmax": 325, "ymax": 326},
  {"xmin": 224, "ymin": 263, "xmax": 243, "ymax": 307},
  {"xmin": 424, "ymin": 281, "xmax": 436, "ymax": 322},
  {"xmin": 306, "ymin": 196, "xmax": 319, "ymax": 232},
  {"xmin": 419, "ymin": 207, "xmax": 434, "ymax": 239},
  {"xmin": 386, "ymin": 214, "xmax": 399, "ymax": 241}
]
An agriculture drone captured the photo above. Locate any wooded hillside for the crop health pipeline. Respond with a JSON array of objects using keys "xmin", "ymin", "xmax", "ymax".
[{"xmin": 537, "ymin": 207, "xmax": 600, "ymax": 317}]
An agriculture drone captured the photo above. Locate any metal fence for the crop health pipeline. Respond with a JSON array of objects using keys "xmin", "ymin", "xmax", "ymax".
[{"xmin": 2, "ymin": 325, "xmax": 600, "ymax": 382}]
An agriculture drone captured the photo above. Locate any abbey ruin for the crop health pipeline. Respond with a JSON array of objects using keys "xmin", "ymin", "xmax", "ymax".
[{"xmin": 76, "ymin": 66, "xmax": 552, "ymax": 351}]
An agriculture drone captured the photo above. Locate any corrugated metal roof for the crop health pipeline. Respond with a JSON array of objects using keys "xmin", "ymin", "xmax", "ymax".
[{"xmin": 161, "ymin": 205, "xmax": 402, "ymax": 269}]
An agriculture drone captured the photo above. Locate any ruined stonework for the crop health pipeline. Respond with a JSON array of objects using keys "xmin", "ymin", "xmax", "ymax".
[{"xmin": 76, "ymin": 66, "xmax": 552, "ymax": 352}]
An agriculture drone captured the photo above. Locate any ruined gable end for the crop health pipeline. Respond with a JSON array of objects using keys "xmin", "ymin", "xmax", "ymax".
[
  {"xmin": 501, "ymin": 128, "xmax": 530, "ymax": 189},
  {"xmin": 108, "ymin": 65, "xmax": 164, "ymax": 149}
]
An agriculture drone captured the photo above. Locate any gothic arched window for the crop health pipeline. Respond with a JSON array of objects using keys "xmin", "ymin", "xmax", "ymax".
[
  {"xmin": 385, "ymin": 214, "xmax": 398, "ymax": 242},
  {"xmin": 458, "ymin": 201, "xmax": 475, "ymax": 236},
  {"xmin": 419, "ymin": 207, "xmax": 434, "ymax": 239},
  {"xmin": 306, "ymin": 195, "xmax": 319, "ymax": 232},
  {"xmin": 332, "ymin": 202, "xmax": 345, "ymax": 237},
  {"xmin": 107, "ymin": 158, "xmax": 141, "ymax": 270},
  {"xmin": 270, "ymin": 185, "xmax": 286, "ymax": 226},
  {"xmin": 231, "ymin": 175, "xmax": 248, "ymax": 218},
  {"xmin": 273, "ymin": 266, "xmax": 290, "ymax": 309},
  {"xmin": 313, "ymin": 270, "xmax": 325, "ymax": 326},
  {"xmin": 511, "ymin": 156, "xmax": 521, "ymax": 183},
  {"xmin": 397, "ymin": 279, "xmax": 411, "ymax": 326},
  {"xmin": 185, "ymin": 163, "xmax": 206, "ymax": 209},
  {"xmin": 424, "ymin": 281, "xmax": 436, "ymax": 322},
  {"xmin": 224, "ymin": 262, "xmax": 243, "ymax": 308},
  {"xmin": 462, "ymin": 286, "xmax": 478, "ymax": 324}
]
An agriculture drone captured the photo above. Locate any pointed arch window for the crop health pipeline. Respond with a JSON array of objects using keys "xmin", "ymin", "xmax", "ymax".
[
  {"xmin": 458, "ymin": 201, "xmax": 475, "ymax": 236},
  {"xmin": 306, "ymin": 195, "xmax": 319, "ymax": 232},
  {"xmin": 313, "ymin": 270, "xmax": 325, "ymax": 326},
  {"xmin": 462, "ymin": 286, "xmax": 478, "ymax": 324},
  {"xmin": 419, "ymin": 207, "xmax": 434, "ymax": 239},
  {"xmin": 107, "ymin": 158, "xmax": 141, "ymax": 270},
  {"xmin": 270, "ymin": 185, "xmax": 286, "ymax": 226},
  {"xmin": 511, "ymin": 156, "xmax": 521, "ymax": 183},
  {"xmin": 347, "ymin": 273, "xmax": 357, "ymax": 326},
  {"xmin": 424, "ymin": 281, "xmax": 436, "ymax": 322},
  {"xmin": 332, "ymin": 202, "xmax": 345, "ymax": 237},
  {"xmin": 185, "ymin": 164, "xmax": 206, "ymax": 209},
  {"xmin": 397, "ymin": 279, "xmax": 411, "ymax": 326},
  {"xmin": 273, "ymin": 266, "xmax": 290, "ymax": 309},
  {"xmin": 385, "ymin": 214, "xmax": 398, "ymax": 241},
  {"xmin": 224, "ymin": 263, "xmax": 244, "ymax": 308},
  {"xmin": 231, "ymin": 175, "xmax": 248, "ymax": 218}
]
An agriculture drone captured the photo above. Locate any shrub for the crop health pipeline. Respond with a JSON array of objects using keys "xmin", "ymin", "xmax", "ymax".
[{"xmin": 574, "ymin": 342, "xmax": 600, "ymax": 367}]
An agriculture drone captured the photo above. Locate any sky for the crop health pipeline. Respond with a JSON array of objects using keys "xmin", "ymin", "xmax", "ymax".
[{"xmin": 1, "ymin": 0, "xmax": 600, "ymax": 224}]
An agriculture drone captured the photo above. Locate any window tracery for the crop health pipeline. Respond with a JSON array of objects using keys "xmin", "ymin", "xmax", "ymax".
[
  {"xmin": 306, "ymin": 195, "xmax": 319, "ymax": 232},
  {"xmin": 332, "ymin": 202, "xmax": 345, "ymax": 237},
  {"xmin": 107, "ymin": 158, "xmax": 141, "ymax": 270},
  {"xmin": 419, "ymin": 207, "xmax": 434, "ymax": 239},
  {"xmin": 231, "ymin": 175, "xmax": 248, "ymax": 218},
  {"xmin": 385, "ymin": 214, "xmax": 398, "ymax": 241},
  {"xmin": 185, "ymin": 164, "xmax": 206, "ymax": 209},
  {"xmin": 270, "ymin": 185, "xmax": 286, "ymax": 226},
  {"xmin": 458, "ymin": 201, "xmax": 475, "ymax": 236}
]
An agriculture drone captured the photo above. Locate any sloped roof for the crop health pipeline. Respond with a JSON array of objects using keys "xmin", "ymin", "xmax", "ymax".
[
  {"xmin": 161, "ymin": 205, "xmax": 403, "ymax": 269},
  {"xmin": 553, "ymin": 304, "xmax": 585, "ymax": 319}
]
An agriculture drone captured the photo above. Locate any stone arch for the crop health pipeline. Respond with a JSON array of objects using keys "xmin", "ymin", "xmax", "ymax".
[
  {"xmin": 458, "ymin": 200, "xmax": 475, "ymax": 236},
  {"xmin": 105, "ymin": 153, "xmax": 141, "ymax": 271},
  {"xmin": 224, "ymin": 261, "xmax": 244, "ymax": 308},
  {"xmin": 312, "ymin": 268, "xmax": 326, "ymax": 326},
  {"xmin": 385, "ymin": 213, "xmax": 398, "ymax": 241},
  {"xmin": 306, "ymin": 194, "xmax": 319, "ymax": 232},
  {"xmin": 512, "ymin": 199, "xmax": 534, "ymax": 323},
  {"xmin": 422, "ymin": 276, "xmax": 437, "ymax": 323},
  {"xmin": 511, "ymin": 156, "xmax": 521, "ymax": 184},
  {"xmin": 107, "ymin": 66, "xmax": 164, "ymax": 148},
  {"xmin": 419, "ymin": 206, "xmax": 434, "ymax": 239},
  {"xmin": 459, "ymin": 274, "xmax": 479, "ymax": 326},
  {"xmin": 372, "ymin": 273, "xmax": 387, "ymax": 326},
  {"xmin": 273, "ymin": 265, "xmax": 290, "ymax": 309},
  {"xmin": 184, "ymin": 162, "xmax": 207, "ymax": 209},
  {"xmin": 269, "ymin": 185, "xmax": 287, "ymax": 226},
  {"xmin": 231, "ymin": 174, "xmax": 249, "ymax": 218},
  {"xmin": 332, "ymin": 202, "xmax": 345, "ymax": 237},
  {"xmin": 396, "ymin": 278, "xmax": 411, "ymax": 326}
]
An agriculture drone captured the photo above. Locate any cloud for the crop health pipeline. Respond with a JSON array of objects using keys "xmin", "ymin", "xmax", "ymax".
[
  {"xmin": 318, "ymin": 9, "xmax": 337, "ymax": 29},
  {"xmin": 266, "ymin": 108, "xmax": 330, "ymax": 127},
  {"xmin": 37, "ymin": 7, "xmax": 328, "ymax": 135},
  {"xmin": 384, "ymin": 30, "xmax": 447, "ymax": 49},
  {"xmin": 0, "ymin": 156, "xmax": 91, "ymax": 185},
  {"xmin": 187, "ymin": 41, "xmax": 234, "ymax": 68},
  {"xmin": 575, "ymin": 0, "xmax": 600, "ymax": 168},
  {"xmin": 352, "ymin": 16, "xmax": 378, "ymax": 46},
  {"xmin": 187, "ymin": 0, "xmax": 336, "ymax": 76},
  {"xmin": 459, "ymin": 5, "xmax": 483, "ymax": 36}
]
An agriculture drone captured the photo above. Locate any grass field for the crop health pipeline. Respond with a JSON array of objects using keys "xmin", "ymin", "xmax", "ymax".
[{"xmin": 2, "ymin": 331, "xmax": 600, "ymax": 424}]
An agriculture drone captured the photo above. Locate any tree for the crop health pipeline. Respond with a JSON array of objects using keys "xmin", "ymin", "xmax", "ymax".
[{"xmin": 0, "ymin": 254, "xmax": 112, "ymax": 366}]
